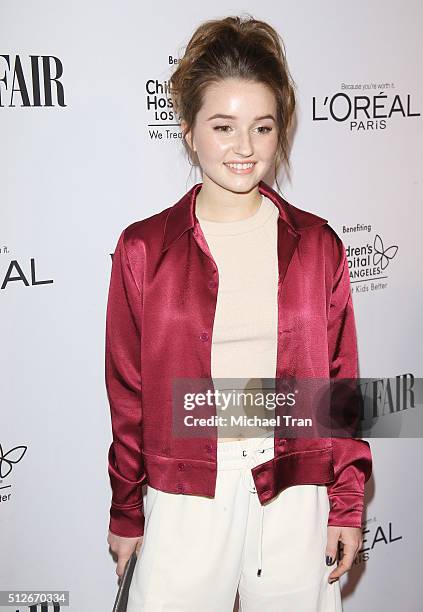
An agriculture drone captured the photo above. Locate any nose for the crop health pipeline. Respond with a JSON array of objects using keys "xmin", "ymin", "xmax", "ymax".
[{"xmin": 233, "ymin": 129, "xmax": 254, "ymax": 157}]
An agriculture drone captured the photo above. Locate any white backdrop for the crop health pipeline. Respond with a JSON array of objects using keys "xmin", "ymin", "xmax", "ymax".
[{"xmin": 1, "ymin": 1, "xmax": 422, "ymax": 611}]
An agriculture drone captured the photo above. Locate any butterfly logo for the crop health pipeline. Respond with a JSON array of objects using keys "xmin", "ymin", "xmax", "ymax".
[
  {"xmin": 0, "ymin": 443, "xmax": 27, "ymax": 478},
  {"xmin": 373, "ymin": 234, "xmax": 398, "ymax": 271}
]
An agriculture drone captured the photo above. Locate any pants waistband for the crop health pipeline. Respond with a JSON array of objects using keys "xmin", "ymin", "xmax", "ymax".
[{"xmin": 216, "ymin": 435, "xmax": 274, "ymax": 470}]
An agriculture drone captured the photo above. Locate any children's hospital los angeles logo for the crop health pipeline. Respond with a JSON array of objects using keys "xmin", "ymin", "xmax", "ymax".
[
  {"xmin": 145, "ymin": 56, "xmax": 181, "ymax": 142},
  {"xmin": 0, "ymin": 441, "xmax": 27, "ymax": 505},
  {"xmin": 342, "ymin": 224, "xmax": 399, "ymax": 293}
]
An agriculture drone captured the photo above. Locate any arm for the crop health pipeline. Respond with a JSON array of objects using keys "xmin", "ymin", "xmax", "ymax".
[
  {"xmin": 325, "ymin": 230, "xmax": 372, "ymax": 528},
  {"xmin": 105, "ymin": 228, "xmax": 147, "ymax": 537}
]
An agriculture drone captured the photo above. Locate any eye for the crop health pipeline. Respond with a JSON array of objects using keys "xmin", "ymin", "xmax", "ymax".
[
  {"xmin": 212, "ymin": 125, "xmax": 273, "ymax": 134},
  {"xmin": 213, "ymin": 125, "xmax": 232, "ymax": 132}
]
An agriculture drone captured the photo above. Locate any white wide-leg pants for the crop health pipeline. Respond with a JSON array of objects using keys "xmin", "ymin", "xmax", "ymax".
[{"xmin": 126, "ymin": 435, "xmax": 342, "ymax": 612}]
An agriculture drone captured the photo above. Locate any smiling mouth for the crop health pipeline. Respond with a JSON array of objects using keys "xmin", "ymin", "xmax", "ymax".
[{"xmin": 224, "ymin": 162, "xmax": 256, "ymax": 171}]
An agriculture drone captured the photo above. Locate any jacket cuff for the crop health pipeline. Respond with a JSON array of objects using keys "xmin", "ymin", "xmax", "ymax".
[
  {"xmin": 109, "ymin": 503, "xmax": 145, "ymax": 537},
  {"xmin": 327, "ymin": 492, "xmax": 364, "ymax": 528}
]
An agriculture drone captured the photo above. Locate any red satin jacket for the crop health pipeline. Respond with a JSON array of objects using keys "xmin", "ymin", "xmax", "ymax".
[{"xmin": 105, "ymin": 180, "xmax": 372, "ymax": 537}]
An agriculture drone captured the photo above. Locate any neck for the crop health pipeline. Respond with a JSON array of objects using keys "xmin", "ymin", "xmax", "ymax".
[{"xmin": 195, "ymin": 176, "xmax": 263, "ymax": 222}]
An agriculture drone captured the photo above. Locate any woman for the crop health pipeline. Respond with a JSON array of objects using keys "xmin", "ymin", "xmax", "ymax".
[{"xmin": 106, "ymin": 14, "xmax": 372, "ymax": 611}]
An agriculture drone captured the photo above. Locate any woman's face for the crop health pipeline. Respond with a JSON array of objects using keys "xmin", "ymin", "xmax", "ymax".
[{"xmin": 183, "ymin": 78, "xmax": 279, "ymax": 194}]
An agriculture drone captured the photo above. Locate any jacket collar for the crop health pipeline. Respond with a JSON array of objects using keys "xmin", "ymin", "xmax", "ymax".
[{"xmin": 162, "ymin": 180, "xmax": 327, "ymax": 253}]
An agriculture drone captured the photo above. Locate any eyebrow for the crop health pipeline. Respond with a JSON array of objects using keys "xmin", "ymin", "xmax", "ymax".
[{"xmin": 206, "ymin": 113, "xmax": 276, "ymax": 122}]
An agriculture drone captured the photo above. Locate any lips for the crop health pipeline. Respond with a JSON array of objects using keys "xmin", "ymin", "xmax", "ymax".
[
  {"xmin": 224, "ymin": 161, "xmax": 256, "ymax": 167},
  {"xmin": 223, "ymin": 161, "xmax": 256, "ymax": 174}
]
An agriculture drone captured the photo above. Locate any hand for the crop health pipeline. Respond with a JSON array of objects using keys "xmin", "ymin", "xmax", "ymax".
[
  {"xmin": 108, "ymin": 529, "xmax": 143, "ymax": 578},
  {"xmin": 325, "ymin": 525, "xmax": 362, "ymax": 584}
]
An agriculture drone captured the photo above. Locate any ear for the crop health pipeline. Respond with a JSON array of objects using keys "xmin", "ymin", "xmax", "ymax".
[{"xmin": 181, "ymin": 120, "xmax": 195, "ymax": 152}]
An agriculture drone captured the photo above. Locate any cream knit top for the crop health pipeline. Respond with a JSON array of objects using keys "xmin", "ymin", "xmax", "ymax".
[{"xmin": 196, "ymin": 194, "xmax": 279, "ymax": 441}]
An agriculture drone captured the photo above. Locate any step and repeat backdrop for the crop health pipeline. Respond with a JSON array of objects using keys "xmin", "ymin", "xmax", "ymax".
[{"xmin": 1, "ymin": 1, "xmax": 422, "ymax": 611}]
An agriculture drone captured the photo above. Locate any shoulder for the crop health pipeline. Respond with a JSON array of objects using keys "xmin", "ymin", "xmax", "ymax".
[
  {"xmin": 286, "ymin": 195, "xmax": 346, "ymax": 273},
  {"xmin": 281, "ymin": 193, "xmax": 345, "ymax": 267},
  {"xmin": 112, "ymin": 204, "xmax": 172, "ymax": 272},
  {"xmin": 121, "ymin": 206, "xmax": 171, "ymax": 248},
  {"xmin": 319, "ymin": 223, "xmax": 347, "ymax": 270},
  {"xmin": 115, "ymin": 204, "xmax": 172, "ymax": 262}
]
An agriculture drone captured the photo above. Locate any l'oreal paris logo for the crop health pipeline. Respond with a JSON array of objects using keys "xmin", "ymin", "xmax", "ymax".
[
  {"xmin": 312, "ymin": 84, "xmax": 420, "ymax": 131},
  {"xmin": 0, "ymin": 257, "xmax": 54, "ymax": 290},
  {"xmin": 352, "ymin": 519, "xmax": 403, "ymax": 566}
]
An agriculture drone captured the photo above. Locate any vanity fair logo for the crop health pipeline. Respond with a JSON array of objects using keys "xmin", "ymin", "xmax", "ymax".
[
  {"xmin": 341, "ymin": 224, "xmax": 398, "ymax": 293},
  {"xmin": 359, "ymin": 373, "xmax": 417, "ymax": 426},
  {"xmin": 0, "ymin": 55, "xmax": 66, "ymax": 107},
  {"xmin": 312, "ymin": 81, "xmax": 420, "ymax": 131}
]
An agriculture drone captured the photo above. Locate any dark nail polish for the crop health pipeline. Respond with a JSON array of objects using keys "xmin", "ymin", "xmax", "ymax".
[{"xmin": 326, "ymin": 555, "xmax": 333, "ymax": 566}]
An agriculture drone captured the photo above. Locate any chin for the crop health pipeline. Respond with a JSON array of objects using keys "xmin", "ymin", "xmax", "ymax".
[{"xmin": 205, "ymin": 171, "xmax": 262, "ymax": 194}]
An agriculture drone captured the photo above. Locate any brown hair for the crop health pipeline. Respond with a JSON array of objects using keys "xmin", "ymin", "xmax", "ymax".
[{"xmin": 169, "ymin": 13, "xmax": 297, "ymax": 190}]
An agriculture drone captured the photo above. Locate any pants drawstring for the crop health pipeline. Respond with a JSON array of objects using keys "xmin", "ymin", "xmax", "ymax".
[{"xmin": 240, "ymin": 437, "xmax": 273, "ymax": 577}]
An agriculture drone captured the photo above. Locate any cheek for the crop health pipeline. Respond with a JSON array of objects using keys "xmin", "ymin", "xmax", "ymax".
[
  {"xmin": 196, "ymin": 133, "xmax": 230, "ymax": 161},
  {"xmin": 255, "ymin": 135, "xmax": 279, "ymax": 160}
]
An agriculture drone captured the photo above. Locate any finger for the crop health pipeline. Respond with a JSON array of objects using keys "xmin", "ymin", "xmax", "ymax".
[
  {"xmin": 116, "ymin": 555, "xmax": 130, "ymax": 578},
  {"xmin": 328, "ymin": 543, "xmax": 358, "ymax": 582},
  {"xmin": 325, "ymin": 528, "xmax": 340, "ymax": 566}
]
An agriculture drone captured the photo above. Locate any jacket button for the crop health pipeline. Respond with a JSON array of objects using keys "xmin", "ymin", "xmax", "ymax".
[
  {"xmin": 177, "ymin": 483, "xmax": 184, "ymax": 492},
  {"xmin": 178, "ymin": 462, "xmax": 185, "ymax": 471},
  {"xmin": 208, "ymin": 280, "xmax": 217, "ymax": 289},
  {"xmin": 200, "ymin": 332, "xmax": 209, "ymax": 341}
]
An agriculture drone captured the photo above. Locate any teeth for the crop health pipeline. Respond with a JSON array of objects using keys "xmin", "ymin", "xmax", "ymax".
[{"xmin": 225, "ymin": 162, "xmax": 255, "ymax": 169}]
